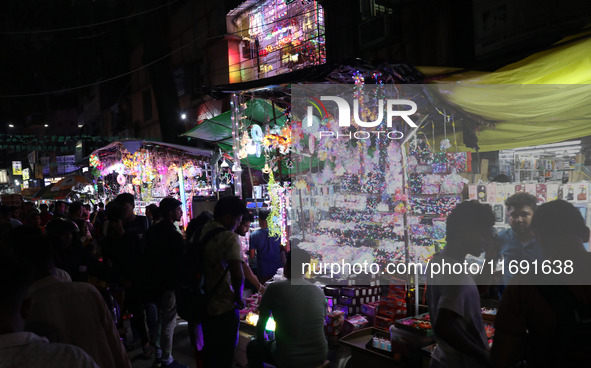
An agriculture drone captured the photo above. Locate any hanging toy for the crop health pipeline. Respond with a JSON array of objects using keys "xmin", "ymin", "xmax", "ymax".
[
  {"xmin": 262, "ymin": 163, "xmax": 271, "ymax": 174},
  {"xmin": 439, "ymin": 108, "xmax": 452, "ymax": 151}
]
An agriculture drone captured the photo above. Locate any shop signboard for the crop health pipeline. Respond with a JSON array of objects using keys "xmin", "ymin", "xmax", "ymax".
[
  {"xmin": 22, "ymin": 168, "xmax": 29, "ymax": 181},
  {"xmin": 12, "ymin": 161, "xmax": 22, "ymax": 176},
  {"xmin": 0, "ymin": 170, "xmax": 7, "ymax": 184}
]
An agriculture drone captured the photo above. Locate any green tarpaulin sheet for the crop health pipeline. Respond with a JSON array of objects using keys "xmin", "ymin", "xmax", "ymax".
[{"xmin": 182, "ymin": 99, "xmax": 288, "ymax": 170}]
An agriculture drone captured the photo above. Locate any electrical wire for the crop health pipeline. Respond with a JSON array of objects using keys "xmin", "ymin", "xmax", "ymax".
[
  {"xmin": 1, "ymin": 7, "xmax": 326, "ymax": 98},
  {"xmin": 0, "ymin": 0, "xmax": 181, "ymax": 35},
  {"xmin": 0, "ymin": 30, "xmax": 201, "ymax": 98}
]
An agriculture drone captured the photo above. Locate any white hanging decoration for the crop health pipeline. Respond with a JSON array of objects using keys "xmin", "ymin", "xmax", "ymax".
[
  {"xmin": 251, "ymin": 124, "xmax": 263, "ymax": 142},
  {"xmin": 247, "ymin": 139, "xmax": 257, "ymax": 155},
  {"xmin": 309, "ymin": 135, "xmax": 316, "ymax": 154}
]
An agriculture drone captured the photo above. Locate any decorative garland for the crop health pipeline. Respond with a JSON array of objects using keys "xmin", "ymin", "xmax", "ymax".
[{"xmin": 266, "ymin": 174, "xmax": 282, "ymax": 239}]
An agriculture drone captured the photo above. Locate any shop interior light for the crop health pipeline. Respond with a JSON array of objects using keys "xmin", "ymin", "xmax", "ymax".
[
  {"xmin": 232, "ymin": 162, "xmax": 242, "ymax": 172},
  {"xmin": 181, "ymin": 113, "xmax": 187, "ymax": 120},
  {"xmin": 265, "ymin": 316, "xmax": 276, "ymax": 332},
  {"xmin": 44, "ymin": 124, "xmax": 49, "ymax": 127},
  {"xmin": 8, "ymin": 124, "xmax": 14, "ymax": 128},
  {"xmin": 500, "ymin": 140, "xmax": 582, "ymax": 159},
  {"xmin": 220, "ymin": 159, "xmax": 230, "ymax": 168}
]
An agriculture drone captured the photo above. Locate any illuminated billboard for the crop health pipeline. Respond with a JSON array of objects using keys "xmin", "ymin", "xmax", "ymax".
[{"xmin": 227, "ymin": 0, "xmax": 326, "ymax": 83}]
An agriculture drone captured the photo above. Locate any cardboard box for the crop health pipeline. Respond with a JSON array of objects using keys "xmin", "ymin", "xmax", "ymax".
[
  {"xmin": 326, "ymin": 310, "xmax": 345, "ymax": 325},
  {"xmin": 342, "ymin": 315, "xmax": 369, "ymax": 335},
  {"xmin": 324, "ymin": 286, "xmax": 341, "ymax": 297},
  {"xmin": 325, "ymin": 310, "xmax": 345, "ymax": 335},
  {"xmin": 375, "ymin": 316, "xmax": 395, "ymax": 331},
  {"xmin": 335, "ymin": 305, "xmax": 353, "ymax": 317},
  {"xmin": 342, "ymin": 287, "xmax": 360, "ymax": 298},
  {"xmin": 338, "ymin": 296, "xmax": 358, "ymax": 306}
]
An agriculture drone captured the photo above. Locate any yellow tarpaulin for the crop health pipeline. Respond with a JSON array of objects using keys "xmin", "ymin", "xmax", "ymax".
[{"xmin": 418, "ymin": 31, "xmax": 591, "ymax": 152}]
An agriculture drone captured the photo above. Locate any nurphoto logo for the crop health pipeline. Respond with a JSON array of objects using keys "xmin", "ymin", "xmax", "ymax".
[{"xmin": 305, "ymin": 96, "xmax": 417, "ymax": 140}]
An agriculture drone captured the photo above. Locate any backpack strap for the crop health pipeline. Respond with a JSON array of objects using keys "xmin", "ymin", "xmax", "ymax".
[{"xmin": 200, "ymin": 227, "xmax": 227, "ymax": 250}]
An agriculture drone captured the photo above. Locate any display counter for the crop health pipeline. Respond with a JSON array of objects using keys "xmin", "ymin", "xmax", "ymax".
[{"xmin": 339, "ymin": 327, "xmax": 432, "ymax": 368}]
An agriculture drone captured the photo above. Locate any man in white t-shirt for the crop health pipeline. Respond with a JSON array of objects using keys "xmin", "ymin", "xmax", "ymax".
[
  {"xmin": 427, "ymin": 201, "xmax": 495, "ymax": 368},
  {"xmin": 0, "ymin": 256, "xmax": 98, "ymax": 368},
  {"xmin": 247, "ymin": 247, "xmax": 327, "ymax": 368}
]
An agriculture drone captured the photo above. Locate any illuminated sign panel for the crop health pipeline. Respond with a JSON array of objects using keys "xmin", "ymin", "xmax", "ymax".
[{"xmin": 227, "ymin": 0, "xmax": 326, "ymax": 83}]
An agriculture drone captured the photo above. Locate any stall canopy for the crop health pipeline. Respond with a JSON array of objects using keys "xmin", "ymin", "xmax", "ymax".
[
  {"xmin": 33, "ymin": 183, "xmax": 73, "ymax": 201},
  {"xmin": 51, "ymin": 175, "xmax": 92, "ymax": 192},
  {"xmin": 421, "ymin": 31, "xmax": 591, "ymax": 152},
  {"xmin": 183, "ymin": 99, "xmax": 287, "ymax": 145},
  {"xmin": 94, "ymin": 140, "xmax": 213, "ymax": 157},
  {"xmin": 182, "ymin": 99, "xmax": 287, "ymax": 170},
  {"xmin": 33, "ymin": 174, "xmax": 94, "ymax": 201}
]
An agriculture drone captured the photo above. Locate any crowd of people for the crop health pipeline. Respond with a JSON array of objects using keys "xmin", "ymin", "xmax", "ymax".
[
  {"xmin": 428, "ymin": 195, "xmax": 591, "ymax": 368},
  {"xmin": 1, "ymin": 191, "xmax": 590, "ymax": 368},
  {"xmin": 0, "ymin": 194, "xmax": 308, "ymax": 368}
]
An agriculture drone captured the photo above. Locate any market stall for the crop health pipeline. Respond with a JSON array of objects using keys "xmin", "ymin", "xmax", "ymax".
[
  {"xmin": 32, "ymin": 175, "xmax": 95, "ymax": 204},
  {"xmin": 89, "ymin": 140, "xmax": 216, "ymax": 226},
  {"xmin": 183, "ymin": 97, "xmax": 293, "ymax": 245},
  {"xmin": 234, "ymin": 40, "xmax": 591, "ymax": 367}
]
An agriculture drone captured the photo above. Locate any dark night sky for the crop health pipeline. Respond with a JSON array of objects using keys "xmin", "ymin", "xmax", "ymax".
[{"xmin": 0, "ymin": 1, "xmax": 133, "ymax": 125}]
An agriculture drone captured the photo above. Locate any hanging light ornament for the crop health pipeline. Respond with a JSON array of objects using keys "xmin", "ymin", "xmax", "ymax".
[
  {"xmin": 251, "ymin": 124, "xmax": 264, "ymax": 157},
  {"xmin": 230, "ymin": 94, "xmax": 241, "ymax": 169}
]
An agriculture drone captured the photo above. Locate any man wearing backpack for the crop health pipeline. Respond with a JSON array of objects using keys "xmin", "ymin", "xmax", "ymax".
[
  {"xmin": 200, "ymin": 196, "xmax": 248, "ymax": 368},
  {"xmin": 492, "ymin": 200, "xmax": 591, "ymax": 367},
  {"xmin": 144, "ymin": 197, "xmax": 188, "ymax": 368}
]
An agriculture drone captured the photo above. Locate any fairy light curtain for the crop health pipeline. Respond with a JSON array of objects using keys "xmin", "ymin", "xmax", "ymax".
[{"xmin": 290, "ymin": 75, "xmax": 417, "ymax": 281}]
